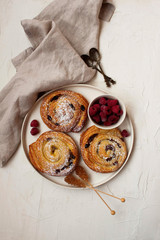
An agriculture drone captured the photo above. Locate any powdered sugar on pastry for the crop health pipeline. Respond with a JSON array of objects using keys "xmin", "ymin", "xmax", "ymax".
[
  {"xmin": 29, "ymin": 131, "xmax": 79, "ymax": 176},
  {"xmin": 40, "ymin": 90, "xmax": 89, "ymax": 133}
]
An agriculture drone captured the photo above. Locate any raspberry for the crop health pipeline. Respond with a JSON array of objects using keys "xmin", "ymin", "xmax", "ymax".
[
  {"xmin": 112, "ymin": 105, "xmax": 120, "ymax": 114},
  {"xmin": 108, "ymin": 115, "xmax": 119, "ymax": 124},
  {"xmin": 101, "ymin": 105, "xmax": 112, "ymax": 115},
  {"xmin": 104, "ymin": 121, "xmax": 111, "ymax": 126},
  {"xmin": 121, "ymin": 130, "xmax": 130, "ymax": 137},
  {"xmin": 30, "ymin": 127, "xmax": 39, "ymax": 135},
  {"xmin": 117, "ymin": 109, "xmax": 123, "ymax": 116},
  {"xmin": 99, "ymin": 97, "xmax": 107, "ymax": 105},
  {"xmin": 93, "ymin": 104, "xmax": 101, "ymax": 111},
  {"xmin": 92, "ymin": 114, "xmax": 101, "ymax": 123},
  {"xmin": 89, "ymin": 106, "xmax": 98, "ymax": 116},
  {"xmin": 99, "ymin": 112, "xmax": 107, "ymax": 122},
  {"xmin": 30, "ymin": 120, "xmax": 39, "ymax": 127},
  {"xmin": 107, "ymin": 99, "xmax": 118, "ymax": 107}
]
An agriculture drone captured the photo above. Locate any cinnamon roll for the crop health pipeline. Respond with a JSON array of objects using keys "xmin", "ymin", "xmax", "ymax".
[
  {"xmin": 40, "ymin": 90, "xmax": 88, "ymax": 132},
  {"xmin": 80, "ymin": 126, "xmax": 127, "ymax": 173},
  {"xmin": 29, "ymin": 131, "xmax": 79, "ymax": 176}
]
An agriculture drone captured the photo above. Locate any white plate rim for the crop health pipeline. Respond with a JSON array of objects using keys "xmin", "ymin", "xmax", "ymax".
[{"xmin": 21, "ymin": 83, "xmax": 134, "ymax": 189}]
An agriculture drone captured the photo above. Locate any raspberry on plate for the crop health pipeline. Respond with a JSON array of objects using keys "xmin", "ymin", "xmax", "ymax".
[
  {"xmin": 30, "ymin": 127, "xmax": 39, "ymax": 135},
  {"xmin": 121, "ymin": 130, "xmax": 130, "ymax": 137},
  {"xmin": 30, "ymin": 120, "xmax": 39, "ymax": 127}
]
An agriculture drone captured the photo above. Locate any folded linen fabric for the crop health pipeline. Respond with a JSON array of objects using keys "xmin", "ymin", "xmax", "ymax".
[{"xmin": 0, "ymin": 0, "xmax": 114, "ymax": 167}]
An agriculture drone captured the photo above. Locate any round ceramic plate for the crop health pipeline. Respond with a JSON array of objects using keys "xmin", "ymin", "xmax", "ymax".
[{"xmin": 21, "ymin": 84, "xmax": 134, "ymax": 188}]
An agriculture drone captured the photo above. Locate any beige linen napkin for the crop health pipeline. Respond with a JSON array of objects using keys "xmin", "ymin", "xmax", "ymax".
[{"xmin": 0, "ymin": 0, "xmax": 114, "ymax": 167}]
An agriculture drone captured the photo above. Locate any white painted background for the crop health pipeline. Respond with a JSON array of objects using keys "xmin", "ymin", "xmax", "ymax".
[{"xmin": 0, "ymin": 0, "xmax": 160, "ymax": 239}]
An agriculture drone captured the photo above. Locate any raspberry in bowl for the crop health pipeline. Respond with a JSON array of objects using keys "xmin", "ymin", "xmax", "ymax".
[{"xmin": 88, "ymin": 95, "xmax": 126, "ymax": 129}]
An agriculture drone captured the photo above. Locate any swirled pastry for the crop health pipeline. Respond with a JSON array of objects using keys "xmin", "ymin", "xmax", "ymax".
[
  {"xmin": 40, "ymin": 90, "xmax": 88, "ymax": 132},
  {"xmin": 80, "ymin": 126, "xmax": 127, "ymax": 173},
  {"xmin": 29, "ymin": 131, "xmax": 79, "ymax": 176}
]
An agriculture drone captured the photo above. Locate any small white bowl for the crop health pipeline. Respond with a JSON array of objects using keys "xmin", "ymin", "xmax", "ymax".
[{"xmin": 88, "ymin": 94, "xmax": 126, "ymax": 130}]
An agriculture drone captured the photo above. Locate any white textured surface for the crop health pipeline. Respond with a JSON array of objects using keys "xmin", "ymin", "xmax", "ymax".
[{"xmin": 0, "ymin": 0, "xmax": 160, "ymax": 240}]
